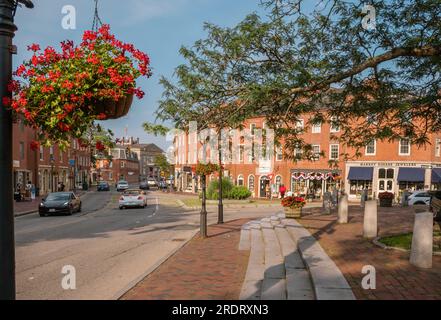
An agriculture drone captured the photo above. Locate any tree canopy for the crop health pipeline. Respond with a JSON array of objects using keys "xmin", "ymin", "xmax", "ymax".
[{"xmin": 150, "ymin": 0, "xmax": 440, "ymax": 161}]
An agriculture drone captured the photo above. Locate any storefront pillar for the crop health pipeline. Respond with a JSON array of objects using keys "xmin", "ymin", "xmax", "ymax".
[{"xmin": 424, "ymin": 168, "xmax": 432, "ymax": 190}]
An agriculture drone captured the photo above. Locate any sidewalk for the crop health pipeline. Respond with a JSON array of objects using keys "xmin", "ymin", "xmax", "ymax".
[
  {"xmin": 122, "ymin": 219, "xmax": 252, "ymax": 300},
  {"xmin": 296, "ymin": 205, "xmax": 441, "ymax": 300}
]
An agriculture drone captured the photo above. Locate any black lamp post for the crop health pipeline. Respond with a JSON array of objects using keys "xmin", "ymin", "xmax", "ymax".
[
  {"xmin": 200, "ymin": 174, "xmax": 207, "ymax": 238},
  {"xmin": 0, "ymin": 0, "xmax": 33, "ymax": 300}
]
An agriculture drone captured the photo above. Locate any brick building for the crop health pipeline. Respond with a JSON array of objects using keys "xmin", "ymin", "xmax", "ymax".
[
  {"xmin": 173, "ymin": 116, "xmax": 441, "ymax": 201},
  {"xmin": 108, "ymin": 145, "xmax": 140, "ymax": 184},
  {"xmin": 13, "ymin": 119, "xmax": 92, "ymax": 196}
]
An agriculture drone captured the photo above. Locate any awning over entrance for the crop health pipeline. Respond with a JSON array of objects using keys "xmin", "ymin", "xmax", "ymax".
[
  {"xmin": 347, "ymin": 167, "xmax": 374, "ymax": 181},
  {"xmin": 432, "ymin": 168, "xmax": 441, "ymax": 184},
  {"xmin": 397, "ymin": 168, "xmax": 425, "ymax": 182}
]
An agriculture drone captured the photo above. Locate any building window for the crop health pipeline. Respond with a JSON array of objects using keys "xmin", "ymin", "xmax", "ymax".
[
  {"xmin": 239, "ymin": 145, "xmax": 244, "ymax": 163},
  {"xmin": 366, "ymin": 140, "xmax": 376, "ymax": 156},
  {"xmin": 399, "ymin": 139, "xmax": 411, "ymax": 156},
  {"xmin": 436, "ymin": 139, "xmax": 441, "ymax": 157},
  {"xmin": 237, "ymin": 175, "xmax": 244, "ymax": 186},
  {"xmin": 40, "ymin": 146, "xmax": 44, "ymax": 161},
  {"xmin": 60, "ymin": 151, "xmax": 63, "ymax": 163},
  {"xmin": 330, "ymin": 116, "xmax": 340, "ymax": 133},
  {"xmin": 275, "ymin": 175, "xmax": 282, "ymax": 191},
  {"xmin": 379, "ymin": 168, "xmax": 394, "ymax": 179},
  {"xmin": 121, "ymin": 162, "xmax": 125, "ymax": 168},
  {"xmin": 250, "ymin": 123, "xmax": 256, "ymax": 136},
  {"xmin": 312, "ymin": 145, "xmax": 320, "ymax": 161},
  {"xmin": 329, "ymin": 144, "xmax": 339, "ymax": 160},
  {"xmin": 276, "ymin": 146, "xmax": 283, "ymax": 161},
  {"xmin": 294, "ymin": 146, "xmax": 303, "ymax": 158},
  {"xmin": 19, "ymin": 142, "xmax": 25, "ymax": 160},
  {"xmin": 248, "ymin": 175, "xmax": 255, "ymax": 192},
  {"xmin": 312, "ymin": 122, "xmax": 321, "ymax": 134}
]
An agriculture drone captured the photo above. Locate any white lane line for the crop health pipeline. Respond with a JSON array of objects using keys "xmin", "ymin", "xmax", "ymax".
[{"xmin": 153, "ymin": 197, "xmax": 159, "ymax": 216}]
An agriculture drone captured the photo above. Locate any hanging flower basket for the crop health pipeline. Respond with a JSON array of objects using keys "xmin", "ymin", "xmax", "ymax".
[
  {"xmin": 3, "ymin": 25, "xmax": 151, "ymax": 147},
  {"xmin": 94, "ymin": 94, "xmax": 134, "ymax": 120}
]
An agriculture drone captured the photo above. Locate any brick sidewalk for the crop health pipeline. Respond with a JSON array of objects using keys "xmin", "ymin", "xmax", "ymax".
[
  {"xmin": 297, "ymin": 205, "xmax": 441, "ymax": 300},
  {"xmin": 122, "ymin": 219, "xmax": 253, "ymax": 300}
]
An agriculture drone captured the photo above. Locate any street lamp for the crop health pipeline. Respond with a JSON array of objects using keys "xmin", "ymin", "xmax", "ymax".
[{"xmin": 0, "ymin": 0, "xmax": 34, "ymax": 300}]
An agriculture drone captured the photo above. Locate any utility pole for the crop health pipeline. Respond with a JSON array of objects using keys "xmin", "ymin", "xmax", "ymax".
[{"xmin": 0, "ymin": 0, "xmax": 34, "ymax": 300}]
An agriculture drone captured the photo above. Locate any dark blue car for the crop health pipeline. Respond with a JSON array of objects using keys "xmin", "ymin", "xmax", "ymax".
[{"xmin": 97, "ymin": 181, "xmax": 110, "ymax": 192}]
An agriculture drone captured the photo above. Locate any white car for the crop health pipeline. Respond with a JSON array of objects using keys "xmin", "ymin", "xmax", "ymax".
[
  {"xmin": 119, "ymin": 190, "xmax": 148, "ymax": 210},
  {"xmin": 116, "ymin": 180, "xmax": 129, "ymax": 192},
  {"xmin": 407, "ymin": 191, "xmax": 431, "ymax": 206}
]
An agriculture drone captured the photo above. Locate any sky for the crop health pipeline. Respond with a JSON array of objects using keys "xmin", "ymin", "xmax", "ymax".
[{"xmin": 12, "ymin": 0, "xmax": 272, "ymax": 150}]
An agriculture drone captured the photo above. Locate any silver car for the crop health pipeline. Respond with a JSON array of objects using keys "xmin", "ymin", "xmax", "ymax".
[{"xmin": 119, "ymin": 190, "xmax": 147, "ymax": 210}]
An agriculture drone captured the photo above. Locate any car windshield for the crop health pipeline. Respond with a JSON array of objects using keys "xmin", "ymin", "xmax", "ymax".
[
  {"xmin": 123, "ymin": 190, "xmax": 140, "ymax": 196},
  {"xmin": 46, "ymin": 193, "xmax": 71, "ymax": 201},
  {"xmin": 99, "ymin": 182, "xmax": 108, "ymax": 186},
  {"xmin": 119, "ymin": 182, "xmax": 128, "ymax": 185}
]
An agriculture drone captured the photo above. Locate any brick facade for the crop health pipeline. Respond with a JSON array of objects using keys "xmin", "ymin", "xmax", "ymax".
[{"xmin": 173, "ymin": 116, "xmax": 441, "ymax": 201}]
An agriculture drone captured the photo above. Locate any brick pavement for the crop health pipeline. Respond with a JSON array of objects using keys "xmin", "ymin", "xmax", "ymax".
[
  {"xmin": 122, "ymin": 219, "xmax": 253, "ymax": 300},
  {"xmin": 297, "ymin": 205, "xmax": 441, "ymax": 300}
]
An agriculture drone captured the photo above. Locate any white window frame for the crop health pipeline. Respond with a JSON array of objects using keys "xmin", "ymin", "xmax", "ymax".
[
  {"xmin": 365, "ymin": 140, "xmax": 377, "ymax": 156},
  {"xmin": 237, "ymin": 174, "xmax": 244, "ymax": 186},
  {"xmin": 250, "ymin": 123, "xmax": 256, "ymax": 136},
  {"xmin": 312, "ymin": 144, "xmax": 321, "ymax": 161},
  {"xmin": 248, "ymin": 175, "xmax": 255, "ymax": 192},
  {"xmin": 276, "ymin": 146, "xmax": 283, "ymax": 161},
  {"xmin": 312, "ymin": 122, "xmax": 322, "ymax": 134},
  {"xmin": 329, "ymin": 144, "xmax": 339, "ymax": 160},
  {"xmin": 399, "ymin": 139, "xmax": 411, "ymax": 156},
  {"xmin": 330, "ymin": 116, "xmax": 340, "ymax": 133},
  {"xmin": 436, "ymin": 138, "xmax": 441, "ymax": 157}
]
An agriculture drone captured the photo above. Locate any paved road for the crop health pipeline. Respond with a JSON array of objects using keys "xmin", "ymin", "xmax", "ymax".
[{"xmin": 15, "ymin": 190, "xmax": 278, "ymax": 300}]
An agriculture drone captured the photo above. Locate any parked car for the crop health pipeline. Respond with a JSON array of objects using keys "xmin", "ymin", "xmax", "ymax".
[
  {"xmin": 407, "ymin": 190, "xmax": 432, "ymax": 206},
  {"xmin": 139, "ymin": 181, "xmax": 150, "ymax": 190},
  {"xmin": 117, "ymin": 180, "xmax": 129, "ymax": 192},
  {"xmin": 119, "ymin": 189, "xmax": 148, "ymax": 210},
  {"xmin": 97, "ymin": 181, "xmax": 110, "ymax": 192},
  {"xmin": 39, "ymin": 192, "xmax": 81, "ymax": 217},
  {"xmin": 147, "ymin": 178, "xmax": 158, "ymax": 188}
]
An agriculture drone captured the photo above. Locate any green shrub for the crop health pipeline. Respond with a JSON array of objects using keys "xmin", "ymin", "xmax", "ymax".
[
  {"xmin": 207, "ymin": 178, "xmax": 233, "ymax": 200},
  {"xmin": 229, "ymin": 186, "xmax": 252, "ymax": 200}
]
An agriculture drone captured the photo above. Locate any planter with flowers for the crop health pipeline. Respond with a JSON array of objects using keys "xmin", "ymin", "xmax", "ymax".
[
  {"xmin": 3, "ymin": 24, "xmax": 151, "ymax": 149},
  {"xmin": 379, "ymin": 192, "xmax": 394, "ymax": 207},
  {"xmin": 281, "ymin": 196, "xmax": 307, "ymax": 218}
]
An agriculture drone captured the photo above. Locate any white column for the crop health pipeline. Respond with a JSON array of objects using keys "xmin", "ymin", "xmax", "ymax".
[
  {"xmin": 424, "ymin": 168, "xmax": 432, "ymax": 190},
  {"xmin": 338, "ymin": 195, "xmax": 349, "ymax": 224},
  {"xmin": 410, "ymin": 212, "xmax": 433, "ymax": 269},
  {"xmin": 363, "ymin": 200, "xmax": 378, "ymax": 239}
]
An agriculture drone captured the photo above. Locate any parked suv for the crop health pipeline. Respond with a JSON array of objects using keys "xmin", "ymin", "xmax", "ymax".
[{"xmin": 407, "ymin": 191, "xmax": 431, "ymax": 206}]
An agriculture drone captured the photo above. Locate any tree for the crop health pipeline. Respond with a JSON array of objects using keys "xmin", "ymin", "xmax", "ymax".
[
  {"xmin": 152, "ymin": 0, "xmax": 440, "ymax": 161},
  {"xmin": 154, "ymin": 154, "xmax": 173, "ymax": 179}
]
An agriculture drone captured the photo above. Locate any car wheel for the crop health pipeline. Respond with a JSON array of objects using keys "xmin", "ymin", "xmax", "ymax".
[{"xmin": 119, "ymin": 206, "xmax": 124, "ymax": 210}]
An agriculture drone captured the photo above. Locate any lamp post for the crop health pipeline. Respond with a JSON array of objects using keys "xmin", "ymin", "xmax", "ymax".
[
  {"xmin": 50, "ymin": 154, "xmax": 55, "ymax": 192},
  {"xmin": 0, "ymin": 0, "xmax": 33, "ymax": 300},
  {"xmin": 200, "ymin": 174, "xmax": 207, "ymax": 238}
]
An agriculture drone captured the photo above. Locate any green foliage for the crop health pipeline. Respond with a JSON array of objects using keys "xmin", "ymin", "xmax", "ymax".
[
  {"xmin": 228, "ymin": 186, "xmax": 252, "ymax": 200},
  {"xmin": 154, "ymin": 154, "xmax": 173, "ymax": 177},
  {"xmin": 207, "ymin": 178, "xmax": 234, "ymax": 200},
  {"xmin": 155, "ymin": 0, "xmax": 441, "ymax": 161}
]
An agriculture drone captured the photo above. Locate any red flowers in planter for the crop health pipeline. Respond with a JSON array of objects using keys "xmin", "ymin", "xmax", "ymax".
[
  {"xmin": 95, "ymin": 141, "xmax": 105, "ymax": 151},
  {"xmin": 281, "ymin": 196, "xmax": 306, "ymax": 209},
  {"xmin": 4, "ymin": 24, "xmax": 151, "ymax": 146}
]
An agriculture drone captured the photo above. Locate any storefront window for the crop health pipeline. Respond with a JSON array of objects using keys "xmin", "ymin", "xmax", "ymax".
[{"xmin": 350, "ymin": 180, "xmax": 373, "ymax": 196}]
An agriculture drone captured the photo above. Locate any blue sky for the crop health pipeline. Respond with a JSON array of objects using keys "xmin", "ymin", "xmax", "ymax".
[{"xmin": 13, "ymin": 0, "xmax": 271, "ymax": 149}]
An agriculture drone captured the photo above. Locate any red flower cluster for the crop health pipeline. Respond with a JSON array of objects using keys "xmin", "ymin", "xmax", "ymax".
[
  {"xmin": 95, "ymin": 141, "xmax": 105, "ymax": 151},
  {"xmin": 5, "ymin": 25, "xmax": 151, "ymax": 146},
  {"xmin": 281, "ymin": 196, "xmax": 306, "ymax": 209},
  {"xmin": 30, "ymin": 140, "xmax": 40, "ymax": 151}
]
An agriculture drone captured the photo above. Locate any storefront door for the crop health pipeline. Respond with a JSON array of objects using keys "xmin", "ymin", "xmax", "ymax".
[{"xmin": 260, "ymin": 176, "xmax": 269, "ymax": 198}]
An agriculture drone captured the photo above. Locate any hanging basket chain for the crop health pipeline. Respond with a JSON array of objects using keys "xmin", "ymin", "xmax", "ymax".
[{"xmin": 92, "ymin": 0, "xmax": 103, "ymax": 31}]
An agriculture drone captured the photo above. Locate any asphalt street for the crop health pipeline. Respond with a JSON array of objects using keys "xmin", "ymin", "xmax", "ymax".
[{"xmin": 15, "ymin": 190, "xmax": 277, "ymax": 300}]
